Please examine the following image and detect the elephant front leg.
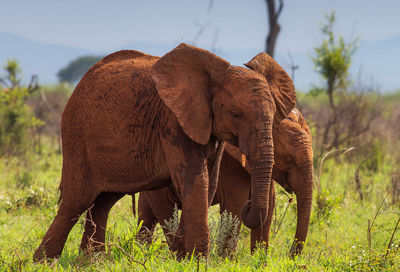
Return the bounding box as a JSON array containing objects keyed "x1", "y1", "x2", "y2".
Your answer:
[
  {"x1": 160, "y1": 129, "x2": 210, "y2": 257},
  {"x1": 251, "y1": 182, "x2": 275, "y2": 252},
  {"x1": 180, "y1": 177, "x2": 209, "y2": 256}
]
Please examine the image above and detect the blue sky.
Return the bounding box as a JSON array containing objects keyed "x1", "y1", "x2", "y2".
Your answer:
[{"x1": 1, "y1": 0, "x2": 399, "y2": 91}]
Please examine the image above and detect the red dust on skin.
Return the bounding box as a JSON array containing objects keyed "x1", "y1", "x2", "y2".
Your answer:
[{"x1": 33, "y1": 44, "x2": 296, "y2": 261}]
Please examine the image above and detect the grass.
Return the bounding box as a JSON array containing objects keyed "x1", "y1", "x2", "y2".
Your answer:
[{"x1": 1, "y1": 145, "x2": 400, "y2": 271}]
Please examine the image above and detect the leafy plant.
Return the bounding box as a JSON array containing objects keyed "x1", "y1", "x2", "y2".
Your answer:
[
  {"x1": 311, "y1": 11, "x2": 358, "y2": 107},
  {"x1": 5, "y1": 186, "x2": 53, "y2": 212},
  {"x1": 210, "y1": 210, "x2": 240, "y2": 257},
  {"x1": 163, "y1": 204, "x2": 180, "y2": 237},
  {"x1": 163, "y1": 204, "x2": 181, "y2": 245},
  {"x1": 0, "y1": 59, "x2": 43, "y2": 156}
]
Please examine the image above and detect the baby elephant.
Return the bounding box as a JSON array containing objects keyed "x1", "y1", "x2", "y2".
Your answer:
[{"x1": 137, "y1": 108, "x2": 313, "y2": 256}]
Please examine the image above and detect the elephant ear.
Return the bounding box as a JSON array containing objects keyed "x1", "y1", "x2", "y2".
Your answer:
[
  {"x1": 245, "y1": 52, "x2": 296, "y2": 122},
  {"x1": 151, "y1": 43, "x2": 230, "y2": 145}
]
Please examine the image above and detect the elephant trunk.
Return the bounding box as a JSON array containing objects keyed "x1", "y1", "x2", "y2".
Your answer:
[
  {"x1": 290, "y1": 148, "x2": 313, "y2": 257},
  {"x1": 241, "y1": 126, "x2": 274, "y2": 229}
]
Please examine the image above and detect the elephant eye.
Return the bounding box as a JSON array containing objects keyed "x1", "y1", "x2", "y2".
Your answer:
[
  {"x1": 285, "y1": 156, "x2": 294, "y2": 164},
  {"x1": 230, "y1": 111, "x2": 242, "y2": 120}
]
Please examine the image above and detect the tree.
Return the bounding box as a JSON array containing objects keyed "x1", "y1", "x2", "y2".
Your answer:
[
  {"x1": 0, "y1": 59, "x2": 22, "y2": 89},
  {"x1": 208, "y1": 0, "x2": 284, "y2": 58},
  {"x1": 312, "y1": 12, "x2": 357, "y2": 109},
  {"x1": 57, "y1": 55, "x2": 103, "y2": 83},
  {"x1": 265, "y1": 0, "x2": 284, "y2": 57},
  {"x1": 309, "y1": 12, "x2": 383, "y2": 156}
]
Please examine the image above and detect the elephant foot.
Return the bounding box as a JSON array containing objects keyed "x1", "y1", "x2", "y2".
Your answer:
[
  {"x1": 173, "y1": 248, "x2": 207, "y2": 261},
  {"x1": 289, "y1": 240, "x2": 304, "y2": 258},
  {"x1": 169, "y1": 236, "x2": 185, "y2": 259},
  {"x1": 33, "y1": 243, "x2": 61, "y2": 263},
  {"x1": 184, "y1": 243, "x2": 209, "y2": 259}
]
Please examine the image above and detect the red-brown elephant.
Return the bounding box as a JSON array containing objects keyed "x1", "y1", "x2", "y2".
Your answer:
[
  {"x1": 137, "y1": 109, "x2": 313, "y2": 256},
  {"x1": 33, "y1": 44, "x2": 296, "y2": 261}
]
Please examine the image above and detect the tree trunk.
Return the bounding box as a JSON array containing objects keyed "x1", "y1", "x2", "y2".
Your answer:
[{"x1": 265, "y1": 0, "x2": 283, "y2": 58}]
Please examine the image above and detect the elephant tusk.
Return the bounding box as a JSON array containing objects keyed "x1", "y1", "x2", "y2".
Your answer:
[{"x1": 241, "y1": 154, "x2": 246, "y2": 168}]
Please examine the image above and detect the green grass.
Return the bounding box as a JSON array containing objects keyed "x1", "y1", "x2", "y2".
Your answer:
[{"x1": 1, "y1": 146, "x2": 400, "y2": 271}]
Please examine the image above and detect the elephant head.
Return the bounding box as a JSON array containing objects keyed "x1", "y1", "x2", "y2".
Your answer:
[
  {"x1": 272, "y1": 108, "x2": 313, "y2": 256},
  {"x1": 151, "y1": 44, "x2": 296, "y2": 229},
  {"x1": 225, "y1": 108, "x2": 313, "y2": 255}
]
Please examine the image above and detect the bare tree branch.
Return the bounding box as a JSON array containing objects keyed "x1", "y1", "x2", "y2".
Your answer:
[
  {"x1": 28, "y1": 74, "x2": 39, "y2": 93},
  {"x1": 287, "y1": 51, "x2": 299, "y2": 85},
  {"x1": 193, "y1": 21, "x2": 210, "y2": 46},
  {"x1": 265, "y1": 0, "x2": 284, "y2": 57}
]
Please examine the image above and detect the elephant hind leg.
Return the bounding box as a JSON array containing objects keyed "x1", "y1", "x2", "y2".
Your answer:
[
  {"x1": 137, "y1": 193, "x2": 158, "y2": 244},
  {"x1": 33, "y1": 200, "x2": 87, "y2": 261},
  {"x1": 80, "y1": 192, "x2": 124, "y2": 252},
  {"x1": 34, "y1": 141, "x2": 99, "y2": 261}
]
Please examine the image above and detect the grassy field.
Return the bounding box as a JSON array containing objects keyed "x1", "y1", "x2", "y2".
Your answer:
[
  {"x1": 1, "y1": 76, "x2": 400, "y2": 270},
  {"x1": 1, "y1": 140, "x2": 400, "y2": 271}
]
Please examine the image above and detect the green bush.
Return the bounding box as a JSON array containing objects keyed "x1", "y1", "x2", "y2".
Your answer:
[
  {"x1": 0, "y1": 59, "x2": 43, "y2": 156},
  {"x1": 5, "y1": 186, "x2": 54, "y2": 212},
  {"x1": 210, "y1": 210, "x2": 241, "y2": 257}
]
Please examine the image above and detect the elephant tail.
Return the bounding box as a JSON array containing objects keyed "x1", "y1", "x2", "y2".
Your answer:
[{"x1": 132, "y1": 194, "x2": 136, "y2": 217}]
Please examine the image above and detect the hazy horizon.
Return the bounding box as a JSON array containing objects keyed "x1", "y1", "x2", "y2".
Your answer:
[{"x1": 1, "y1": 0, "x2": 399, "y2": 92}]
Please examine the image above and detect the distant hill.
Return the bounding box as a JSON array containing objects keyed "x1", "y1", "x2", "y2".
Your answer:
[
  {"x1": 0, "y1": 31, "x2": 177, "y2": 84},
  {"x1": 0, "y1": 31, "x2": 399, "y2": 92},
  {"x1": 0, "y1": 31, "x2": 97, "y2": 83}
]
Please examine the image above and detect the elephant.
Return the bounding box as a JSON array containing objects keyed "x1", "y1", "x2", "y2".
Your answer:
[
  {"x1": 33, "y1": 43, "x2": 296, "y2": 261},
  {"x1": 136, "y1": 108, "x2": 313, "y2": 256}
]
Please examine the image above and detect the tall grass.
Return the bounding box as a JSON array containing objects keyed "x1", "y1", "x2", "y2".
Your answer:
[{"x1": 1, "y1": 135, "x2": 400, "y2": 271}]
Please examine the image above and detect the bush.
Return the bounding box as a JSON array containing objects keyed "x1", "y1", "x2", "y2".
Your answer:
[
  {"x1": 4, "y1": 186, "x2": 53, "y2": 212},
  {"x1": 210, "y1": 210, "x2": 240, "y2": 257},
  {"x1": 0, "y1": 59, "x2": 43, "y2": 156}
]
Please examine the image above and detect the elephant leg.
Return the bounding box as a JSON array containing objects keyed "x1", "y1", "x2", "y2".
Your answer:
[
  {"x1": 139, "y1": 185, "x2": 184, "y2": 254},
  {"x1": 173, "y1": 165, "x2": 209, "y2": 256},
  {"x1": 160, "y1": 127, "x2": 210, "y2": 257},
  {"x1": 80, "y1": 192, "x2": 124, "y2": 252},
  {"x1": 168, "y1": 218, "x2": 185, "y2": 258},
  {"x1": 34, "y1": 144, "x2": 99, "y2": 261},
  {"x1": 137, "y1": 193, "x2": 158, "y2": 244},
  {"x1": 251, "y1": 182, "x2": 275, "y2": 252},
  {"x1": 33, "y1": 200, "x2": 88, "y2": 261}
]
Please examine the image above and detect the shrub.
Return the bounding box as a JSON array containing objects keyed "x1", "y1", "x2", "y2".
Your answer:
[
  {"x1": 0, "y1": 59, "x2": 43, "y2": 156},
  {"x1": 210, "y1": 210, "x2": 241, "y2": 257},
  {"x1": 163, "y1": 204, "x2": 180, "y2": 242},
  {"x1": 4, "y1": 186, "x2": 53, "y2": 212}
]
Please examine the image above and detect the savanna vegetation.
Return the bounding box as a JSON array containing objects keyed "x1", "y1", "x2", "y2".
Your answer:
[{"x1": 1, "y1": 14, "x2": 400, "y2": 272}]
